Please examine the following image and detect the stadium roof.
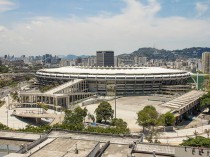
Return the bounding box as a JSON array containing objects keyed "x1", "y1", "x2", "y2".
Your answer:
[{"x1": 38, "y1": 66, "x2": 189, "y2": 75}]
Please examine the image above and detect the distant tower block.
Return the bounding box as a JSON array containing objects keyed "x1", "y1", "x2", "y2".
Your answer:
[
  {"x1": 202, "y1": 52, "x2": 210, "y2": 73},
  {"x1": 96, "y1": 51, "x2": 114, "y2": 67}
]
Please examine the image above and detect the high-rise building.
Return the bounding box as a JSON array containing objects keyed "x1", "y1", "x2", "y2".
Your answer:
[
  {"x1": 96, "y1": 51, "x2": 114, "y2": 67},
  {"x1": 134, "y1": 56, "x2": 147, "y2": 66},
  {"x1": 202, "y1": 52, "x2": 210, "y2": 73},
  {"x1": 88, "y1": 56, "x2": 96, "y2": 67}
]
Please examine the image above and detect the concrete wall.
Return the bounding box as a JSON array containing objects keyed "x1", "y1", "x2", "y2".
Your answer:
[{"x1": 175, "y1": 146, "x2": 210, "y2": 157}]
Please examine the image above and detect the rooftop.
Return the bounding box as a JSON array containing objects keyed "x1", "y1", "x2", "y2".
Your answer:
[
  {"x1": 4, "y1": 130, "x2": 210, "y2": 157},
  {"x1": 161, "y1": 90, "x2": 206, "y2": 111},
  {"x1": 45, "y1": 79, "x2": 83, "y2": 95},
  {"x1": 29, "y1": 138, "x2": 99, "y2": 157}
]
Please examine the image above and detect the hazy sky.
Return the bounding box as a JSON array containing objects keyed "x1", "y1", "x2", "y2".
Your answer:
[{"x1": 0, "y1": 0, "x2": 210, "y2": 56}]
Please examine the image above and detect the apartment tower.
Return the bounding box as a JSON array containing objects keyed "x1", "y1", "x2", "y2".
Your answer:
[{"x1": 202, "y1": 52, "x2": 210, "y2": 73}]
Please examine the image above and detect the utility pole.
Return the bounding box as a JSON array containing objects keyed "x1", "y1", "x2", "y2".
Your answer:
[
  {"x1": 7, "y1": 94, "x2": 9, "y2": 109},
  {"x1": 114, "y1": 85, "x2": 117, "y2": 118},
  {"x1": 7, "y1": 110, "x2": 8, "y2": 127},
  {"x1": 196, "y1": 72, "x2": 199, "y2": 90}
]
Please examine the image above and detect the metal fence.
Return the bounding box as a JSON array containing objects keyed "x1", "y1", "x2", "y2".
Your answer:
[{"x1": 16, "y1": 134, "x2": 48, "y2": 154}]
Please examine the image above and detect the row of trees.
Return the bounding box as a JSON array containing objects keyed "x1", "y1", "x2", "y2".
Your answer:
[
  {"x1": 181, "y1": 136, "x2": 210, "y2": 148},
  {"x1": 0, "y1": 76, "x2": 31, "y2": 88},
  {"x1": 39, "y1": 82, "x2": 59, "y2": 93},
  {"x1": 0, "y1": 79, "x2": 15, "y2": 88},
  {"x1": 136, "y1": 106, "x2": 175, "y2": 142},
  {"x1": 19, "y1": 102, "x2": 174, "y2": 136},
  {"x1": 20, "y1": 101, "x2": 129, "y2": 134}
]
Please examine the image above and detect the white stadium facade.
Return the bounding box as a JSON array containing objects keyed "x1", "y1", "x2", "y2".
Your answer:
[
  {"x1": 19, "y1": 66, "x2": 206, "y2": 124},
  {"x1": 36, "y1": 66, "x2": 191, "y2": 96},
  {"x1": 16, "y1": 47, "x2": 208, "y2": 126}
]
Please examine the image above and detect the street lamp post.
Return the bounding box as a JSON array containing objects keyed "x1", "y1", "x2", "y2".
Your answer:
[
  {"x1": 7, "y1": 110, "x2": 8, "y2": 127},
  {"x1": 114, "y1": 85, "x2": 116, "y2": 118},
  {"x1": 7, "y1": 94, "x2": 9, "y2": 127}
]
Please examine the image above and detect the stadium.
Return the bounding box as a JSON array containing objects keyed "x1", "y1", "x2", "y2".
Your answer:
[
  {"x1": 36, "y1": 66, "x2": 191, "y2": 96},
  {"x1": 19, "y1": 66, "x2": 204, "y2": 127}
]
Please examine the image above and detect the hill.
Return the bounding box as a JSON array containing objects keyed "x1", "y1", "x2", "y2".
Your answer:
[{"x1": 118, "y1": 47, "x2": 210, "y2": 60}]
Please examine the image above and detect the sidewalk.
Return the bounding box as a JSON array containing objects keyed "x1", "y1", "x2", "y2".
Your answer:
[
  {"x1": 0, "y1": 96, "x2": 28, "y2": 129},
  {"x1": 153, "y1": 124, "x2": 210, "y2": 145},
  {"x1": 160, "y1": 124, "x2": 209, "y2": 139}
]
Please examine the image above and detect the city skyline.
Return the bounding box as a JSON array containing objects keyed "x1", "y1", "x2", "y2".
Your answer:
[{"x1": 0, "y1": 0, "x2": 210, "y2": 56}]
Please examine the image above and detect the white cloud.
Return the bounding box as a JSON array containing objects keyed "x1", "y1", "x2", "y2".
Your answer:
[
  {"x1": 195, "y1": 2, "x2": 209, "y2": 17},
  {"x1": 0, "y1": 0, "x2": 210, "y2": 56},
  {"x1": 0, "y1": 0, "x2": 15, "y2": 12}
]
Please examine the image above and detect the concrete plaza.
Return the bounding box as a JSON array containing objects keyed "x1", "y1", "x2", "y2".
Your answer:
[
  {"x1": 0, "y1": 94, "x2": 63, "y2": 129},
  {"x1": 82, "y1": 96, "x2": 172, "y2": 132}
]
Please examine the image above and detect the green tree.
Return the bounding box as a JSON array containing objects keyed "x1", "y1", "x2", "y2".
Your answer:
[
  {"x1": 181, "y1": 136, "x2": 210, "y2": 148},
  {"x1": 24, "y1": 75, "x2": 32, "y2": 81},
  {"x1": 0, "y1": 100, "x2": 5, "y2": 108},
  {"x1": 111, "y1": 118, "x2": 129, "y2": 133},
  {"x1": 62, "y1": 108, "x2": 85, "y2": 131},
  {"x1": 37, "y1": 102, "x2": 48, "y2": 113},
  {"x1": 39, "y1": 82, "x2": 59, "y2": 93},
  {"x1": 158, "y1": 112, "x2": 175, "y2": 126},
  {"x1": 0, "y1": 65, "x2": 9, "y2": 73},
  {"x1": 201, "y1": 94, "x2": 210, "y2": 113},
  {"x1": 0, "y1": 122, "x2": 10, "y2": 130},
  {"x1": 19, "y1": 124, "x2": 51, "y2": 133},
  {"x1": 88, "y1": 113, "x2": 95, "y2": 123},
  {"x1": 74, "y1": 107, "x2": 88, "y2": 122},
  {"x1": 200, "y1": 92, "x2": 210, "y2": 113},
  {"x1": 137, "y1": 106, "x2": 158, "y2": 133},
  {"x1": 11, "y1": 91, "x2": 20, "y2": 102},
  {"x1": 95, "y1": 101, "x2": 114, "y2": 123}
]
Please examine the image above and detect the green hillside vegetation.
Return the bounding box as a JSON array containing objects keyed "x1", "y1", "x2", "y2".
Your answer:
[{"x1": 118, "y1": 47, "x2": 210, "y2": 61}]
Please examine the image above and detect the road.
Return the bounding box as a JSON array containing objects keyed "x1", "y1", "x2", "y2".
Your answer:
[
  {"x1": 0, "y1": 81, "x2": 29, "y2": 99},
  {"x1": 0, "y1": 87, "x2": 15, "y2": 99}
]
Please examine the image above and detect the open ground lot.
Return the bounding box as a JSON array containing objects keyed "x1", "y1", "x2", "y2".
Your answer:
[{"x1": 82, "y1": 95, "x2": 173, "y2": 132}]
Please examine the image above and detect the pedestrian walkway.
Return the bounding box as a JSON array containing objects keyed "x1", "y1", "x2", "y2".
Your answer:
[
  {"x1": 0, "y1": 96, "x2": 29, "y2": 129},
  {"x1": 161, "y1": 124, "x2": 210, "y2": 139},
  {"x1": 153, "y1": 123, "x2": 210, "y2": 145}
]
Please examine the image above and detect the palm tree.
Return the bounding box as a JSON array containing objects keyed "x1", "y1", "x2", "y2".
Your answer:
[
  {"x1": 88, "y1": 113, "x2": 95, "y2": 123},
  {"x1": 37, "y1": 102, "x2": 48, "y2": 114}
]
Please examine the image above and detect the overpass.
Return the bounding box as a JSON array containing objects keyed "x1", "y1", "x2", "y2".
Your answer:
[{"x1": 12, "y1": 111, "x2": 64, "y2": 125}]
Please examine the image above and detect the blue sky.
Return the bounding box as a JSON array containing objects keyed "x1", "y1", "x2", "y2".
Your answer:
[
  {"x1": 2, "y1": 0, "x2": 210, "y2": 22},
  {"x1": 0, "y1": 0, "x2": 210, "y2": 55},
  {"x1": 1, "y1": 0, "x2": 127, "y2": 25}
]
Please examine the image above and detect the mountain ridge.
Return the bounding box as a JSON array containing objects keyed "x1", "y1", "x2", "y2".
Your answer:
[{"x1": 118, "y1": 47, "x2": 210, "y2": 60}]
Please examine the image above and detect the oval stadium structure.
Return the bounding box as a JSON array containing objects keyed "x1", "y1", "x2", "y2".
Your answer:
[{"x1": 36, "y1": 66, "x2": 191, "y2": 95}]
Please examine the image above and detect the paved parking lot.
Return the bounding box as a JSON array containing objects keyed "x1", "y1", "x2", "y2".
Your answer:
[{"x1": 82, "y1": 96, "x2": 172, "y2": 132}]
